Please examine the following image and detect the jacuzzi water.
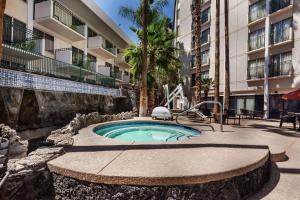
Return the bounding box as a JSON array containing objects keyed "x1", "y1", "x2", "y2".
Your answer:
[{"x1": 94, "y1": 121, "x2": 200, "y2": 142}]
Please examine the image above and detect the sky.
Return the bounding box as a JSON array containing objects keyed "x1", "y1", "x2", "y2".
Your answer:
[{"x1": 95, "y1": 0, "x2": 175, "y2": 44}]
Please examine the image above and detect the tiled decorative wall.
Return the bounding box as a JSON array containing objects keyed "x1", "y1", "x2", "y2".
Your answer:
[{"x1": 0, "y1": 68, "x2": 121, "y2": 97}]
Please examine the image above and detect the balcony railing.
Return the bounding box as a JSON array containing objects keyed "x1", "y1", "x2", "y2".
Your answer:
[
  {"x1": 269, "y1": 60, "x2": 293, "y2": 77},
  {"x1": 52, "y1": 1, "x2": 85, "y2": 36},
  {"x1": 248, "y1": 33, "x2": 265, "y2": 51},
  {"x1": 1, "y1": 45, "x2": 116, "y2": 88},
  {"x1": 34, "y1": 0, "x2": 85, "y2": 39},
  {"x1": 3, "y1": 20, "x2": 43, "y2": 54},
  {"x1": 247, "y1": 64, "x2": 264, "y2": 80},
  {"x1": 249, "y1": 1, "x2": 266, "y2": 23},
  {"x1": 271, "y1": 0, "x2": 292, "y2": 13}
]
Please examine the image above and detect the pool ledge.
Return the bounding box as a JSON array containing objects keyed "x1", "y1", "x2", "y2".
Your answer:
[{"x1": 47, "y1": 119, "x2": 272, "y2": 186}]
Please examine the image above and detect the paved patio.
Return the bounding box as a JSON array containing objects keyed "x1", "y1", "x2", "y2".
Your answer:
[{"x1": 47, "y1": 118, "x2": 300, "y2": 198}]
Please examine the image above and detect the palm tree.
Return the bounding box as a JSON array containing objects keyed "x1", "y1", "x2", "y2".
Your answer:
[
  {"x1": 201, "y1": 77, "x2": 214, "y2": 104},
  {"x1": 213, "y1": 0, "x2": 220, "y2": 113},
  {"x1": 0, "y1": 0, "x2": 6, "y2": 59},
  {"x1": 119, "y1": 0, "x2": 169, "y2": 117},
  {"x1": 124, "y1": 17, "x2": 181, "y2": 110},
  {"x1": 223, "y1": 0, "x2": 230, "y2": 113},
  {"x1": 194, "y1": 0, "x2": 202, "y2": 103},
  {"x1": 139, "y1": 0, "x2": 149, "y2": 117}
]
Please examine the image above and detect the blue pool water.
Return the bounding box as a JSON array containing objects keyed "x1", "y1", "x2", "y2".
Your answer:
[{"x1": 94, "y1": 121, "x2": 200, "y2": 142}]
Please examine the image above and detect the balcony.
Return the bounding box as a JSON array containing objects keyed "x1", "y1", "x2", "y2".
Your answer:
[
  {"x1": 1, "y1": 45, "x2": 116, "y2": 88},
  {"x1": 2, "y1": 20, "x2": 43, "y2": 61},
  {"x1": 116, "y1": 54, "x2": 130, "y2": 68},
  {"x1": 88, "y1": 36, "x2": 117, "y2": 59},
  {"x1": 34, "y1": 0, "x2": 86, "y2": 42}
]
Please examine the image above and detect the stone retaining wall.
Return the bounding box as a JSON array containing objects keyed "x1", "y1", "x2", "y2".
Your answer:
[
  {"x1": 51, "y1": 159, "x2": 270, "y2": 200},
  {"x1": 0, "y1": 111, "x2": 134, "y2": 200},
  {"x1": 0, "y1": 87, "x2": 133, "y2": 132}
]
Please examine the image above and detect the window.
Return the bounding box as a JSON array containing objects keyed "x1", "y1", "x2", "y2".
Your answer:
[
  {"x1": 191, "y1": 74, "x2": 196, "y2": 87},
  {"x1": 271, "y1": 18, "x2": 293, "y2": 44},
  {"x1": 72, "y1": 47, "x2": 84, "y2": 67},
  {"x1": 201, "y1": 50, "x2": 209, "y2": 65},
  {"x1": 3, "y1": 14, "x2": 12, "y2": 43},
  {"x1": 45, "y1": 33, "x2": 54, "y2": 53},
  {"x1": 201, "y1": 8, "x2": 210, "y2": 24},
  {"x1": 201, "y1": 71, "x2": 209, "y2": 79},
  {"x1": 201, "y1": 29, "x2": 210, "y2": 44},
  {"x1": 13, "y1": 19, "x2": 26, "y2": 43},
  {"x1": 269, "y1": 52, "x2": 292, "y2": 77},
  {"x1": 249, "y1": 0, "x2": 266, "y2": 23},
  {"x1": 271, "y1": 0, "x2": 291, "y2": 13},
  {"x1": 190, "y1": 55, "x2": 195, "y2": 68},
  {"x1": 248, "y1": 28, "x2": 265, "y2": 51},
  {"x1": 33, "y1": 28, "x2": 54, "y2": 54},
  {"x1": 88, "y1": 27, "x2": 97, "y2": 37},
  {"x1": 248, "y1": 59, "x2": 264, "y2": 80},
  {"x1": 191, "y1": 35, "x2": 195, "y2": 49}
]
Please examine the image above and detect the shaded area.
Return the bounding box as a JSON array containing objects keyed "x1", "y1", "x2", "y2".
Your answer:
[
  {"x1": 247, "y1": 163, "x2": 280, "y2": 200},
  {"x1": 51, "y1": 159, "x2": 270, "y2": 200},
  {"x1": 67, "y1": 143, "x2": 269, "y2": 153}
]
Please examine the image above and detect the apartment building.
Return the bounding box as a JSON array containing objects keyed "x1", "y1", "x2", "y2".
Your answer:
[
  {"x1": 174, "y1": 0, "x2": 299, "y2": 118},
  {"x1": 2, "y1": 0, "x2": 132, "y2": 89}
]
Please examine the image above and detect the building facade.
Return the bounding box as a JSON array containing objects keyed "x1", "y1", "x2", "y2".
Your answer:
[
  {"x1": 174, "y1": 0, "x2": 299, "y2": 118},
  {"x1": 2, "y1": 0, "x2": 132, "y2": 91}
]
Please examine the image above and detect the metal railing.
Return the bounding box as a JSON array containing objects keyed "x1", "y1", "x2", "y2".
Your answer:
[
  {"x1": 1, "y1": 46, "x2": 116, "y2": 88},
  {"x1": 52, "y1": 1, "x2": 85, "y2": 36},
  {"x1": 3, "y1": 20, "x2": 43, "y2": 54},
  {"x1": 176, "y1": 101, "x2": 223, "y2": 132}
]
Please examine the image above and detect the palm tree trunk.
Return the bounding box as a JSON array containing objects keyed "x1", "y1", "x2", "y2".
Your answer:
[
  {"x1": 213, "y1": 0, "x2": 220, "y2": 113},
  {"x1": 224, "y1": 0, "x2": 230, "y2": 113},
  {"x1": 139, "y1": 0, "x2": 149, "y2": 117},
  {"x1": 0, "y1": 0, "x2": 6, "y2": 60},
  {"x1": 194, "y1": 0, "x2": 202, "y2": 104}
]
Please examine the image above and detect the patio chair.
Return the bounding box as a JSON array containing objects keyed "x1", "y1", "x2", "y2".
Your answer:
[
  {"x1": 252, "y1": 110, "x2": 264, "y2": 119},
  {"x1": 240, "y1": 109, "x2": 251, "y2": 119},
  {"x1": 279, "y1": 112, "x2": 297, "y2": 129},
  {"x1": 225, "y1": 109, "x2": 241, "y2": 125}
]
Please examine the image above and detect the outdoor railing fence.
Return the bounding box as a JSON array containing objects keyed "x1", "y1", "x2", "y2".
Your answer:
[{"x1": 52, "y1": 0, "x2": 85, "y2": 36}]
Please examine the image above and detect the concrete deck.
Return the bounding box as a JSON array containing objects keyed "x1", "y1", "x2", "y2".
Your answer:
[{"x1": 47, "y1": 117, "x2": 297, "y2": 187}]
